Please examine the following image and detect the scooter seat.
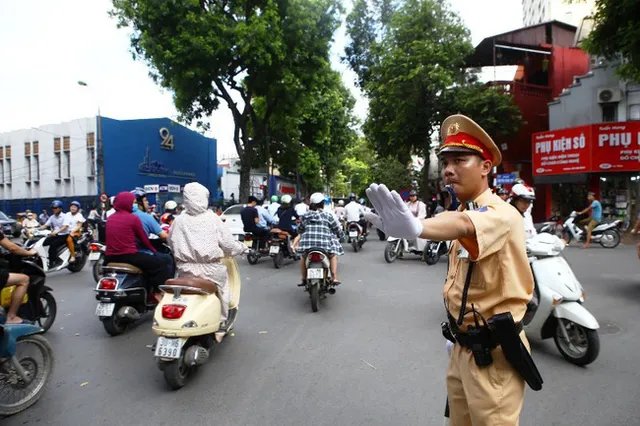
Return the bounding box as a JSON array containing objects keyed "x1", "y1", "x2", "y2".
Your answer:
[
  {"x1": 103, "y1": 263, "x2": 143, "y2": 274},
  {"x1": 165, "y1": 277, "x2": 219, "y2": 295}
]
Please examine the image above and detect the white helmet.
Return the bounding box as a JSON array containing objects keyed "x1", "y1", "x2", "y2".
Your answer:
[
  {"x1": 338, "y1": 199, "x2": 344, "y2": 206},
  {"x1": 510, "y1": 183, "x2": 536, "y2": 201},
  {"x1": 164, "y1": 200, "x2": 178, "y2": 211},
  {"x1": 281, "y1": 194, "x2": 292, "y2": 204},
  {"x1": 310, "y1": 192, "x2": 325, "y2": 204}
]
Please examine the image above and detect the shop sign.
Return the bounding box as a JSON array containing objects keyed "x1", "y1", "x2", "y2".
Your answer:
[
  {"x1": 144, "y1": 184, "x2": 160, "y2": 193},
  {"x1": 532, "y1": 126, "x2": 591, "y2": 176},
  {"x1": 168, "y1": 184, "x2": 181, "y2": 193},
  {"x1": 592, "y1": 122, "x2": 640, "y2": 172},
  {"x1": 496, "y1": 173, "x2": 517, "y2": 185}
]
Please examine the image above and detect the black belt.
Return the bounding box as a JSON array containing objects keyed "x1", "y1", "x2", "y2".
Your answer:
[{"x1": 451, "y1": 320, "x2": 523, "y2": 350}]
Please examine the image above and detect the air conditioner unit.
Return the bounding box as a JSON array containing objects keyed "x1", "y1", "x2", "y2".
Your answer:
[{"x1": 597, "y1": 88, "x2": 622, "y2": 103}]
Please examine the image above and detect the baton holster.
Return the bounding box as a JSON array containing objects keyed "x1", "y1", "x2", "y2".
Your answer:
[{"x1": 488, "y1": 312, "x2": 544, "y2": 391}]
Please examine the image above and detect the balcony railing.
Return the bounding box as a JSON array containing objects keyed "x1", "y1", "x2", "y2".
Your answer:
[{"x1": 488, "y1": 81, "x2": 552, "y2": 99}]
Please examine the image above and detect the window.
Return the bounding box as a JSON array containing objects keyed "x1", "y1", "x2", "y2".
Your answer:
[
  {"x1": 630, "y1": 104, "x2": 640, "y2": 121},
  {"x1": 24, "y1": 142, "x2": 31, "y2": 182},
  {"x1": 32, "y1": 141, "x2": 39, "y2": 182},
  {"x1": 602, "y1": 103, "x2": 618, "y2": 122},
  {"x1": 4, "y1": 146, "x2": 11, "y2": 184},
  {"x1": 64, "y1": 151, "x2": 71, "y2": 179},
  {"x1": 87, "y1": 132, "x2": 96, "y2": 177}
]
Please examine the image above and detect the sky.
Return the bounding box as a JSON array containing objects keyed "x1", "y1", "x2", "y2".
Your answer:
[{"x1": 0, "y1": 0, "x2": 523, "y2": 159}]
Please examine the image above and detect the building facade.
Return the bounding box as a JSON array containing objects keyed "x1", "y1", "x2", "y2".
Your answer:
[
  {"x1": 532, "y1": 61, "x2": 640, "y2": 226},
  {"x1": 523, "y1": 0, "x2": 595, "y2": 28},
  {"x1": 0, "y1": 117, "x2": 217, "y2": 215},
  {"x1": 466, "y1": 21, "x2": 591, "y2": 221}
]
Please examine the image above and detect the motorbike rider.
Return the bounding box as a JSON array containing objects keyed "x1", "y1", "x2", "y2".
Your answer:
[
  {"x1": 267, "y1": 195, "x2": 280, "y2": 217},
  {"x1": 275, "y1": 195, "x2": 300, "y2": 254},
  {"x1": 366, "y1": 114, "x2": 537, "y2": 426},
  {"x1": 169, "y1": 182, "x2": 248, "y2": 333},
  {"x1": 497, "y1": 187, "x2": 509, "y2": 201},
  {"x1": 292, "y1": 192, "x2": 345, "y2": 286},
  {"x1": 407, "y1": 190, "x2": 427, "y2": 219},
  {"x1": 103, "y1": 197, "x2": 116, "y2": 220},
  {"x1": 510, "y1": 184, "x2": 537, "y2": 240},
  {"x1": 0, "y1": 229, "x2": 38, "y2": 324},
  {"x1": 334, "y1": 199, "x2": 346, "y2": 222},
  {"x1": 295, "y1": 197, "x2": 309, "y2": 217},
  {"x1": 42, "y1": 200, "x2": 70, "y2": 269},
  {"x1": 241, "y1": 196, "x2": 270, "y2": 250},
  {"x1": 64, "y1": 201, "x2": 86, "y2": 264},
  {"x1": 105, "y1": 192, "x2": 168, "y2": 302},
  {"x1": 576, "y1": 191, "x2": 602, "y2": 249},
  {"x1": 345, "y1": 194, "x2": 368, "y2": 236},
  {"x1": 131, "y1": 188, "x2": 174, "y2": 277},
  {"x1": 160, "y1": 214, "x2": 175, "y2": 233},
  {"x1": 21, "y1": 212, "x2": 39, "y2": 240}
]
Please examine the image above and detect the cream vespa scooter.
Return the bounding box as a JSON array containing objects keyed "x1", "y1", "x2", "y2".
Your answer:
[{"x1": 152, "y1": 257, "x2": 241, "y2": 389}]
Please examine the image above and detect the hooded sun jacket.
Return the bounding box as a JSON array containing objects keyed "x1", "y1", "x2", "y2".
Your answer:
[
  {"x1": 168, "y1": 182, "x2": 247, "y2": 321},
  {"x1": 105, "y1": 192, "x2": 156, "y2": 256}
]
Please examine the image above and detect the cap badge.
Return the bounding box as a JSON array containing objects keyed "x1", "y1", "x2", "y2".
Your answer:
[{"x1": 447, "y1": 122, "x2": 460, "y2": 136}]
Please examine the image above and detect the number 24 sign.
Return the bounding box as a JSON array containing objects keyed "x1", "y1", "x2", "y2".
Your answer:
[{"x1": 159, "y1": 128, "x2": 175, "y2": 151}]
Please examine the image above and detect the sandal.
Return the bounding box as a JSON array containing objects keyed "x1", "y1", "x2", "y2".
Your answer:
[{"x1": 332, "y1": 280, "x2": 341, "y2": 286}]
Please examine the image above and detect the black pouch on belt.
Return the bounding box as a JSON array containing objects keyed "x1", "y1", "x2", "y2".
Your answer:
[{"x1": 488, "y1": 312, "x2": 544, "y2": 391}]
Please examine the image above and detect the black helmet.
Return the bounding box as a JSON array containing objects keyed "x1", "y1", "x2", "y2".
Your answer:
[{"x1": 349, "y1": 193, "x2": 356, "y2": 200}]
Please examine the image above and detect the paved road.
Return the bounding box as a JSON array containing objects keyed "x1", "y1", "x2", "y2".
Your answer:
[{"x1": 5, "y1": 238, "x2": 640, "y2": 425}]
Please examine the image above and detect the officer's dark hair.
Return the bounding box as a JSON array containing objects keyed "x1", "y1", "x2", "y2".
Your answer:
[{"x1": 247, "y1": 196, "x2": 258, "y2": 204}]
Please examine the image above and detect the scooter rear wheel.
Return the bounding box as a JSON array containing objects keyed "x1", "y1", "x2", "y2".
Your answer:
[
  {"x1": 102, "y1": 314, "x2": 126, "y2": 336},
  {"x1": 163, "y1": 358, "x2": 190, "y2": 390},
  {"x1": 247, "y1": 252, "x2": 259, "y2": 265},
  {"x1": 273, "y1": 251, "x2": 284, "y2": 269},
  {"x1": 309, "y1": 283, "x2": 319, "y2": 312},
  {"x1": 599, "y1": 229, "x2": 620, "y2": 249}
]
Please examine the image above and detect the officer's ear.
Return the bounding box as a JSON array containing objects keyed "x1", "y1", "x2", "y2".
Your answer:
[{"x1": 478, "y1": 157, "x2": 493, "y2": 177}]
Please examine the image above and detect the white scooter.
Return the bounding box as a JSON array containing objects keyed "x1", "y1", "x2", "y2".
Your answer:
[
  {"x1": 562, "y1": 211, "x2": 621, "y2": 248},
  {"x1": 384, "y1": 236, "x2": 427, "y2": 263},
  {"x1": 24, "y1": 229, "x2": 88, "y2": 274},
  {"x1": 523, "y1": 233, "x2": 600, "y2": 366}
]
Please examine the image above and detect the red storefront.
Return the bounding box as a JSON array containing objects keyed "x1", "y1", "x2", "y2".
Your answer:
[{"x1": 532, "y1": 122, "x2": 640, "y2": 226}]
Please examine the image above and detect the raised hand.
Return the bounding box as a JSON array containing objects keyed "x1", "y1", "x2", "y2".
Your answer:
[{"x1": 365, "y1": 184, "x2": 423, "y2": 239}]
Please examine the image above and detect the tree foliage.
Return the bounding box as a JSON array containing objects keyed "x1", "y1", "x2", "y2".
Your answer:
[
  {"x1": 344, "y1": 0, "x2": 521, "y2": 198},
  {"x1": 110, "y1": 0, "x2": 343, "y2": 200},
  {"x1": 577, "y1": 0, "x2": 640, "y2": 82}
]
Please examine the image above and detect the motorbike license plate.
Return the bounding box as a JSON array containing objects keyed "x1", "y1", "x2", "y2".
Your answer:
[
  {"x1": 89, "y1": 252, "x2": 101, "y2": 261},
  {"x1": 349, "y1": 231, "x2": 358, "y2": 238},
  {"x1": 95, "y1": 303, "x2": 115, "y2": 317},
  {"x1": 307, "y1": 268, "x2": 323, "y2": 279},
  {"x1": 270, "y1": 245, "x2": 280, "y2": 254},
  {"x1": 154, "y1": 337, "x2": 185, "y2": 359}
]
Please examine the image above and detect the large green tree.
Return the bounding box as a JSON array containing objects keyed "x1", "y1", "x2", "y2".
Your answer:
[
  {"x1": 567, "y1": 0, "x2": 640, "y2": 82},
  {"x1": 111, "y1": 0, "x2": 342, "y2": 201},
  {"x1": 345, "y1": 0, "x2": 522, "y2": 198}
]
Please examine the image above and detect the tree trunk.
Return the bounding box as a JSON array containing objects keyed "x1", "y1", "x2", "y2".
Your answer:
[
  {"x1": 238, "y1": 128, "x2": 252, "y2": 203},
  {"x1": 421, "y1": 141, "x2": 432, "y2": 202}
]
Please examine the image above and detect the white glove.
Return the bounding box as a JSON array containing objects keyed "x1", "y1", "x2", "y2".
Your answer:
[{"x1": 365, "y1": 183, "x2": 423, "y2": 240}]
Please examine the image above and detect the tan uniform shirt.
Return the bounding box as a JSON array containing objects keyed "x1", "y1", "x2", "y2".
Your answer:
[{"x1": 443, "y1": 189, "x2": 534, "y2": 331}]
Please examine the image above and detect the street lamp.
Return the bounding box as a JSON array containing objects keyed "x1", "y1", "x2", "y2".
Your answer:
[{"x1": 77, "y1": 80, "x2": 105, "y2": 199}]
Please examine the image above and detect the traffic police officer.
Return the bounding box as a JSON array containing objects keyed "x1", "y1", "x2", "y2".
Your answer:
[{"x1": 366, "y1": 114, "x2": 538, "y2": 426}]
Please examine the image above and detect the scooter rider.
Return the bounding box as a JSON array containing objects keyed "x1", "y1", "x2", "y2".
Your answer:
[
  {"x1": 105, "y1": 192, "x2": 168, "y2": 302},
  {"x1": 345, "y1": 194, "x2": 367, "y2": 236},
  {"x1": 497, "y1": 187, "x2": 509, "y2": 201},
  {"x1": 366, "y1": 114, "x2": 541, "y2": 426},
  {"x1": 267, "y1": 195, "x2": 280, "y2": 217},
  {"x1": 64, "y1": 201, "x2": 86, "y2": 264},
  {"x1": 131, "y1": 188, "x2": 175, "y2": 277},
  {"x1": 42, "y1": 200, "x2": 70, "y2": 269},
  {"x1": 407, "y1": 190, "x2": 427, "y2": 219},
  {"x1": 161, "y1": 200, "x2": 178, "y2": 224},
  {"x1": 293, "y1": 192, "x2": 345, "y2": 286},
  {"x1": 0, "y1": 229, "x2": 38, "y2": 324},
  {"x1": 334, "y1": 199, "x2": 346, "y2": 222},
  {"x1": 168, "y1": 182, "x2": 248, "y2": 332},
  {"x1": 510, "y1": 183, "x2": 537, "y2": 240}
]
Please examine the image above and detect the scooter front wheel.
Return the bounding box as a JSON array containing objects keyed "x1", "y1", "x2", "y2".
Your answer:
[
  {"x1": 562, "y1": 229, "x2": 573, "y2": 244},
  {"x1": 553, "y1": 320, "x2": 600, "y2": 366},
  {"x1": 384, "y1": 242, "x2": 398, "y2": 263}
]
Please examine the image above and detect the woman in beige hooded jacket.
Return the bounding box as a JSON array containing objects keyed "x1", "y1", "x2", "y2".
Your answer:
[{"x1": 168, "y1": 182, "x2": 248, "y2": 325}]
